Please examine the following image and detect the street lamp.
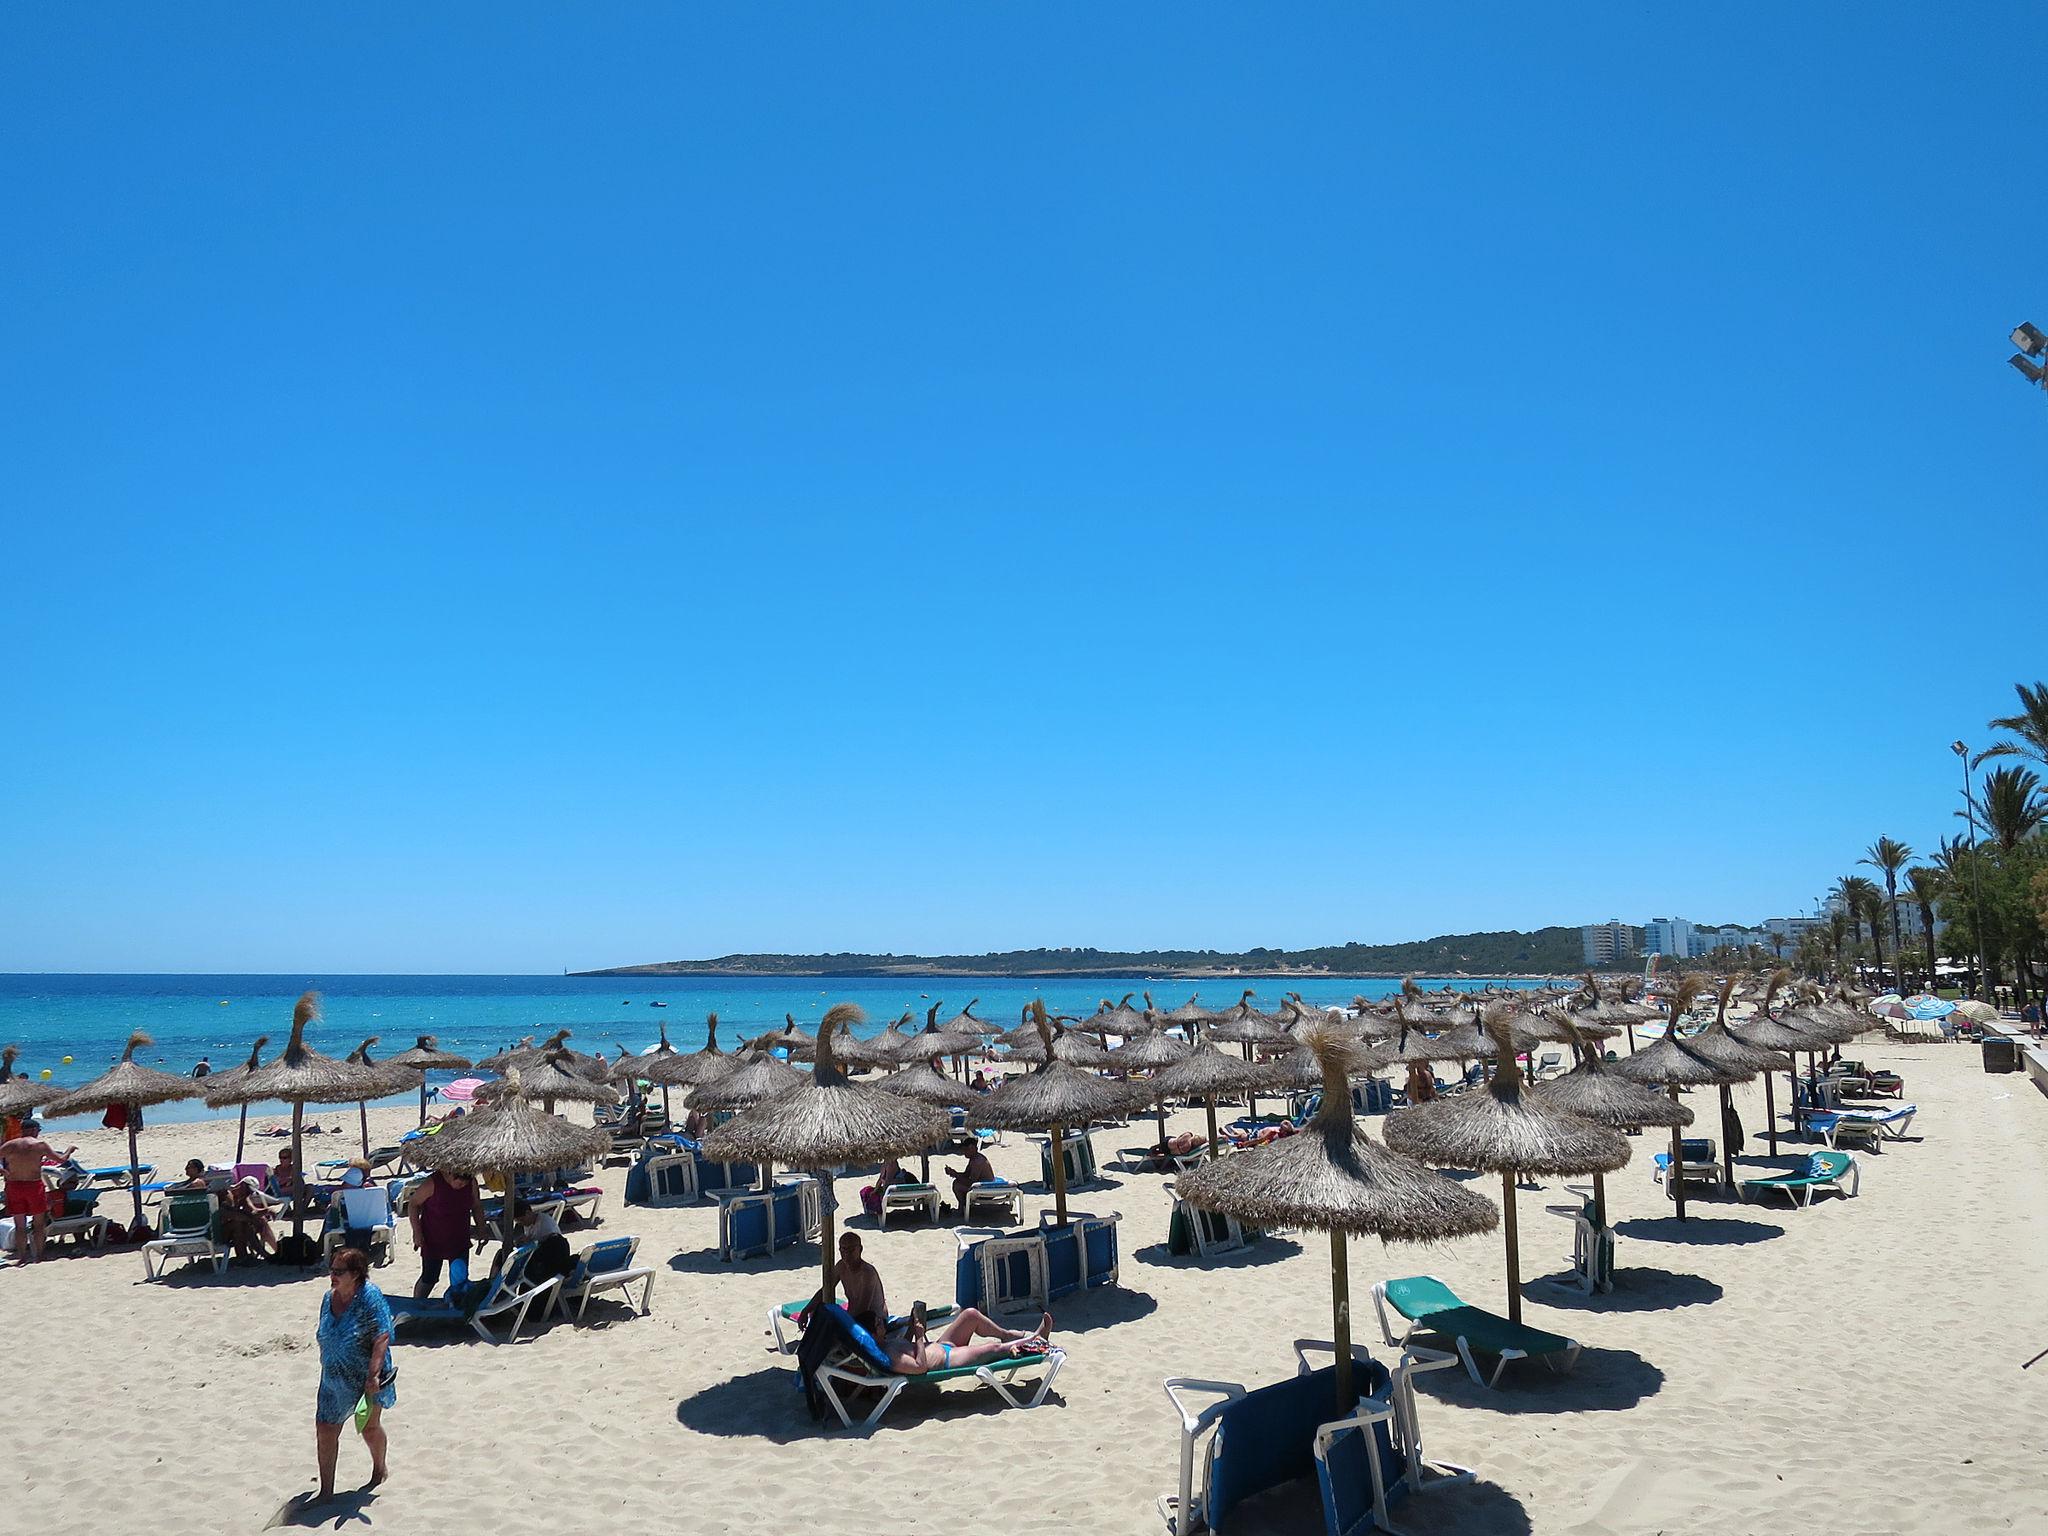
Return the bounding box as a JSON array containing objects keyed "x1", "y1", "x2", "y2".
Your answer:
[
  {"x1": 1952, "y1": 740, "x2": 1993, "y2": 1002},
  {"x1": 2012, "y1": 323, "x2": 2048, "y2": 388}
]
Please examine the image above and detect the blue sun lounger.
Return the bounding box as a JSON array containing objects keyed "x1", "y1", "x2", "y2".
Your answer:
[
  {"x1": 1371, "y1": 1275, "x2": 1580, "y2": 1389},
  {"x1": 387, "y1": 1243, "x2": 561, "y2": 1342},
  {"x1": 1159, "y1": 1340, "x2": 1472, "y2": 1535}
]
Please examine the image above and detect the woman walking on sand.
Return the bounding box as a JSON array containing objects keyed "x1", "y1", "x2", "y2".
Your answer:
[{"x1": 313, "y1": 1247, "x2": 394, "y2": 1501}]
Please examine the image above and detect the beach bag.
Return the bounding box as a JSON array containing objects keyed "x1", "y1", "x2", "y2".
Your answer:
[
  {"x1": 352, "y1": 1358, "x2": 398, "y2": 1434},
  {"x1": 275, "y1": 1233, "x2": 321, "y2": 1266}
]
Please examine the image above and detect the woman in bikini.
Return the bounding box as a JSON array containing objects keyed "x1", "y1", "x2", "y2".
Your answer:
[{"x1": 886, "y1": 1302, "x2": 1053, "y2": 1374}]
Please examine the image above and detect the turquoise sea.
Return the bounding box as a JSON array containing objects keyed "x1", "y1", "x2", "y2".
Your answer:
[{"x1": 0, "y1": 973, "x2": 1547, "y2": 1127}]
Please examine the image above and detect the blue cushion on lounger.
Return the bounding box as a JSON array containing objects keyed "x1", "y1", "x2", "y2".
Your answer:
[{"x1": 818, "y1": 1302, "x2": 894, "y2": 1374}]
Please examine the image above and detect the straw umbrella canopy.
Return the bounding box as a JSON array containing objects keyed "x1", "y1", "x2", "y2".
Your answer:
[
  {"x1": 744, "y1": 1014, "x2": 818, "y2": 1061},
  {"x1": 1160, "y1": 993, "x2": 1215, "y2": 1040},
  {"x1": 200, "y1": 1035, "x2": 275, "y2": 1165},
  {"x1": 1109, "y1": 1016, "x2": 1196, "y2": 1146},
  {"x1": 344, "y1": 1038, "x2": 419, "y2": 1157},
  {"x1": 1005, "y1": 1024, "x2": 1114, "y2": 1069},
  {"x1": 636, "y1": 1013, "x2": 737, "y2": 1089},
  {"x1": 47, "y1": 1031, "x2": 205, "y2": 1230},
  {"x1": 687, "y1": 1048, "x2": 803, "y2": 1112},
  {"x1": 941, "y1": 999, "x2": 1000, "y2": 1037},
  {"x1": 1177, "y1": 1027, "x2": 1500, "y2": 1409},
  {"x1": 1207, "y1": 995, "x2": 1295, "y2": 1119},
  {"x1": 385, "y1": 1036, "x2": 473, "y2": 1127},
  {"x1": 877, "y1": 1055, "x2": 983, "y2": 1181},
  {"x1": 475, "y1": 1036, "x2": 538, "y2": 1073},
  {"x1": 1532, "y1": 1029, "x2": 1693, "y2": 1231},
  {"x1": 1087, "y1": 993, "x2": 1148, "y2": 1039},
  {"x1": 1611, "y1": 979, "x2": 1746, "y2": 1219},
  {"x1": 203, "y1": 993, "x2": 400, "y2": 1252},
  {"x1": 1568, "y1": 975, "x2": 1657, "y2": 1053},
  {"x1": 837, "y1": 1011, "x2": 920, "y2": 1070},
  {"x1": 407, "y1": 1066, "x2": 614, "y2": 1261},
  {"x1": 1147, "y1": 1041, "x2": 1294, "y2": 1156},
  {"x1": 1725, "y1": 970, "x2": 1823, "y2": 1155},
  {"x1": 1383, "y1": 1008, "x2": 1629, "y2": 1322},
  {"x1": 478, "y1": 1044, "x2": 619, "y2": 1116},
  {"x1": 1675, "y1": 980, "x2": 1792, "y2": 1184},
  {"x1": 978, "y1": 1003, "x2": 1140, "y2": 1225},
  {"x1": 701, "y1": 1004, "x2": 949, "y2": 1295},
  {"x1": 0, "y1": 1044, "x2": 70, "y2": 1120}
]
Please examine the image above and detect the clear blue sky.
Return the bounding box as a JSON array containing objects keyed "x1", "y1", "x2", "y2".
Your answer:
[{"x1": 4, "y1": 7, "x2": 2043, "y2": 973}]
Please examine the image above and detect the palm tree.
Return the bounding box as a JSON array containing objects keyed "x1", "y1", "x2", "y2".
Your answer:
[
  {"x1": 1766, "y1": 929, "x2": 1788, "y2": 962},
  {"x1": 1825, "y1": 911, "x2": 1851, "y2": 978},
  {"x1": 1975, "y1": 681, "x2": 2048, "y2": 771},
  {"x1": 1859, "y1": 836, "x2": 1913, "y2": 990},
  {"x1": 1903, "y1": 866, "x2": 1942, "y2": 991},
  {"x1": 1837, "y1": 875, "x2": 1884, "y2": 983},
  {"x1": 1977, "y1": 764, "x2": 2048, "y2": 851}
]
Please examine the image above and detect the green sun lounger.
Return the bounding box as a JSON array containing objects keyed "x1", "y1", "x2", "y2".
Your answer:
[
  {"x1": 769, "y1": 1297, "x2": 957, "y2": 1355},
  {"x1": 816, "y1": 1336, "x2": 1064, "y2": 1427},
  {"x1": 1738, "y1": 1150, "x2": 1859, "y2": 1207},
  {"x1": 1372, "y1": 1275, "x2": 1581, "y2": 1388}
]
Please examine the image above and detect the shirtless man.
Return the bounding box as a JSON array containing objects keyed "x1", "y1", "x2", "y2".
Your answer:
[
  {"x1": 887, "y1": 1301, "x2": 1053, "y2": 1374},
  {"x1": 3, "y1": 1120, "x2": 78, "y2": 1264},
  {"x1": 944, "y1": 1146, "x2": 994, "y2": 1214},
  {"x1": 829, "y1": 1232, "x2": 887, "y2": 1338}
]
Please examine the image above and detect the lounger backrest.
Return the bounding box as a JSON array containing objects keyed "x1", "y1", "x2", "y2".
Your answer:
[
  {"x1": 1383, "y1": 1274, "x2": 1461, "y2": 1319},
  {"x1": 336, "y1": 1187, "x2": 391, "y2": 1227},
  {"x1": 162, "y1": 1194, "x2": 214, "y2": 1238},
  {"x1": 580, "y1": 1237, "x2": 636, "y2": 1277},
  {"x1": 1207, "y1": 1364, "x2": 1381, "y2": 1529}
]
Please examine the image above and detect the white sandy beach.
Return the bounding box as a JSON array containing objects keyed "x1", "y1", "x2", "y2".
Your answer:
[{"x1": 7, "y1": 1041, "x2": 2047, "y2": 1535}]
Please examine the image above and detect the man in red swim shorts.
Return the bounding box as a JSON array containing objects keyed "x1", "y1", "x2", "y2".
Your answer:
[{"x1": 3, "y1": 1120, "x2": 78, "y2": 1264}]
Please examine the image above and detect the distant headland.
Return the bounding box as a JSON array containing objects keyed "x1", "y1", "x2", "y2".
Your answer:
[{"x1": 572, "y1": 927, "x2": 1588, "y2": 979}]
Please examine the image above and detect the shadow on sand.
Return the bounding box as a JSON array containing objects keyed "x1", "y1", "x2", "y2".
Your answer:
[
  {"x1": 1410, "y1": 1344, "x2": 1664, "y2": 1413},
  {"x1": 1614, "y1": 1214, "x2": 1782, "y2": 1246},
  {"x1": 1525, "y1": 1268, "x2": 1723, "y2": 1312},
  {"x1": 1224, "y1": 1472, "x2": 1534, "y2": 1535},
  {"x1": 265, "y1": 1489, "x2": 378, "y2": 1529},
  {"x1": 667, "y1": 1242, "x2": 818, "y2": 1276},
  {"x1": 677, "y1": 1363, "x2": 1066, "y2": 1442},
  {"x1": 1132, "y1": 1235, "x2": 1304, "y2": 1269}
]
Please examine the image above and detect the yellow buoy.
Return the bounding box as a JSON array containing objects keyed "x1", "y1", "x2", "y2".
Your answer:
[
  {"x1": 61, "y1": 1055, "x2": 73, "y2": 1064},
  {"x1": 39, "y1": 1069, "x2": 53, "y2": 1080}
]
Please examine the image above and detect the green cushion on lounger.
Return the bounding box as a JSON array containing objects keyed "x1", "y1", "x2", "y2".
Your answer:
[{"x1": 1743, "y1": 1152, "x2": 1852, "y2": 1189}]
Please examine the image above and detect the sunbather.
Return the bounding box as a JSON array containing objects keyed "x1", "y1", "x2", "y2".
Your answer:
[
  {"x1": 945, "y1": 1147, "x2": 994, "y2": 1212},
  {"x1": 886, "y1": 1301, "x2": 1052, "y2": 1373},
  {"x1": 1148, "y1": 1132, "x2": 1201, "y2": 1169},
  {"x1": 171, "y1": 1159, "x2": 211, "y2": 1191}
]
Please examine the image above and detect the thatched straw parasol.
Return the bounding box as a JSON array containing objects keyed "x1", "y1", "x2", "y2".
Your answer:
[
  {"x1": 1005, "y1": 1024, "x2": 1114, "y2": 1069},
  {"x1": 701, "y1": 1004, "x2": 949, "y2": 1294},
  {"x1": 1673, "y1": 980, "x2": 1791, "y2": 1185},
  {"x1": 1147, "y1": 1041, "x2": 1293, "y2": 1157},
  {"x1": 476, "y1": 1036, "x2": 537, "y2": 1073},
  {"x1": 687, "y1": 1047, "x2": 803, "y2": 1111},
  {"x1": 344, "y1": 1038, "x2": 419, "y2": 1156},
  {"x1": 203, "y1": 993, "x2": 401, "y2": 1253},
  {"x1": 1088, "y1": 993, "x2": 1148, "y2": 1038},
  {"x1": 201, "y1": 1035, "x2": 274, "y2": 1165},
  {"x1": 478, "y1": 1044, "x2": 620, "y2": 1115},
  {"x1": 744, "y1": 1014, "x2": 818, "y2": 1062},
  {"x1": 1611, "y1": 978, "x2": 1745, "y2": 1220},
  {"x1": 1161, "y1": 993, "x2": 1215, "y2": 1040},
  {"x1": 1383, "y1": 1008, "x2": 1628, "y2": 1322},
  {"x1": 47, "y1": 1032, "x2": 205, "y2": 1230},
  {"x1": 0, "y1": 1044, "x2": 69, "y2": 1119},
  {"x1": 1109, "y1": 1015, "x2": 1196, "y2": 1147},
  {"x1": 385, "y1": 1036, "x2": 473, "y2": 1127},
  {"x1": 1724, "y1": 970, "x2": 1820, "y2": 1156},
  {"x1": 1207, "y1": 993, "x2": 1296, "y2": 1120},
  {"x1": 637, "y1": 1014, "x2": 736, "y2": 1089},
  {"x1": 1176, "y1": 1026, "x2": 1500, "y2": 1409},
  {"x1": 877, "y1": 1055, "x2": 982, "y2": 1180},
  {"x1": 408, "y1": 1066, "x2": 614, "y2": 1262},
  {"x1": 1533, "y1": 1026, "x2": 1692, "y2": 1234},
  {"x1": 977, "y1": 1002, "x2": 1138, "y2": 1225},
  {"x1": 837, "y1": 1011, "x2": 921, "y2": 1070}
]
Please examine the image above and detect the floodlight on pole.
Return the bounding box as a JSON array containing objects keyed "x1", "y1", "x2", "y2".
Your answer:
[
  {"x1": 2009, "y1": 323, "x2": 2048, "y2": 390},
  {"x1": 2012, "y1": 322, "x2": 2048, "y2": 356},
  {"x1": 1952, "y1": 740, "x2": 1993, "y2": 1002}
]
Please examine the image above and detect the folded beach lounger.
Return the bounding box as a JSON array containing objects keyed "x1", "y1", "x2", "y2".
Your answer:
[
  {"x1": 142, "y1": 1192, "x2": 227, "y2": 1279},
  {"x1": 1159, "y1": 1340, "x2": 1469, "y2": 1536},
  {"x1": 554, "y1": 1235, "x2": 654, "y2": 1322},
  {"x1": 1371, "y1": 1275, "x2": 1580, "y2": 1389},
  {"x1": 809, "y1": 1303, "x2": 1064, "y2": 1429},
  {"x1": 1739, "y1": 1151, "x2": 1859, "y2": 1207},
  {"x1": 879, "y1": 1182, "x2": 941, "y2": 1227},
  {"x1": 717, "y1": 1178, "x2": 820, "y2": 1262},
  {"x1": 769, "y1": 1298, "x2": 958, "y2": 1355},
  {"x1": 387, "y1": 1242, "x2": 561, "y2": 1343},
  {"x1": 1033, "y1": 1131, "x2": 1103, "y2": 1189}
]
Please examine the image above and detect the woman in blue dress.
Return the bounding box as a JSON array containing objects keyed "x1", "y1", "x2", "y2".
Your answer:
[{"x1": 314, "y1": 1246, "x2": 394, "y2": 1501}]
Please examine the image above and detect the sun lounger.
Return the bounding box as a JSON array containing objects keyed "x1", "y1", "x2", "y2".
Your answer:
[
  {"x1": 1032, "y1": 1131, "x2": 1103, "y2": 1189},
  {"x1": 627, "y1": 1149, "x2": 700, "y2": 1207},
  {"x1": 1739, "y1": 1150, "x2": 1859, "y2": 1207},
  {"x1": 955, "y1": 1228, "x2": 1048, "y2": 1316},
  {"x1": 1039, "y1": 1208, "x2": 1121, "y2": 1298},
  {"x1": 1371, "y1": 1275, "x2": 1581, "y2": 1389},
  {"x1": 83, "y1": 1163, "x2": 151, "y2": 1188},
  {"x1": 553, "y1": 1235, "x2": 654, "y2": 1322},
  {"x1": 960, "y1": 1180, "x2": 1022, "y2": 1226},
  {"x1": 879, "y1": 1182, "x2": 941, "y2": 1227},
  {"x1": 1807, "y1": 1105, "x2": 1915, "y2": 1152},
  {"x1": 321, "y1": 1185, "x2": 396, "y2": 1266},
  {"x1": 770, "y1": 1298, "x2": 959, "y2": 1355},
  {"x1": 142, "y1": 1192, "x2": 227, "y2": 1279},
  {"x1": 1159, "y1": 1340, "x2": 1469, "y2": 1536},
  {"x1": 809, "y1": 1302, "x2": 1064, "y2": 1428},
  {"x1": 716, "y1": 1177, "x2": 821, "y2": 1262},
  {"x1": 1543, "y1": 1197, "x2": 1613, "y2": 1295},
  {"x1": 387, "y1": 1242, "x2": 561, "y2": 1342},
  {"x1": 1651, "y1": 1136, "x2": 1722, "y2": 1193}
]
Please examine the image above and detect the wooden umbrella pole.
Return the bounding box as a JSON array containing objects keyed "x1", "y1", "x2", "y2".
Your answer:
[
  {"x1": 290, "y1": 1100, "x2": 307, "y2": 1253},
  {"x1": 358, "y1": 1099, "x2": 371, "y2": 1158},
  {"x1": 819, "y1": 1182, "x2": 836, "y2": 1298},
  {"x1": 1592, "y1": 1169, "x2": 1606, "y2": 1233},
  {"x1": 236, "y1": 1102, "x2": 251, "y2": 1166},
  {"x1": 417, "y1": 1079, "x2": 428, "y2": 1128},
  {"x1": 1718, "y1": 1087, "x2": 1735, "y2": 1189},
  {"x1": 1204, "y1": 1096, "x2": 1219, "y2": 1158},
  {"x1": 127, "y1": 1116, "x2": 145, "y2": 1231},
  {"x1": 1242, "y1": 1043, "x2": 1258, "y2": 1121},
  {"x1": 1155, "y1": 1094, "x2": 1168, "y2": 1151},
  {"x1": 1051, "y1": 1122, "x2": 1069, "y2": 1226},
  {"x1": 1668, "y1": 1088, "x2": 1686, "y2": 1221},
  {"x1": 1763, "y1": 1070, "x2": 1779, "y2": 1158},
  {"x1": 1330, "y1": 1228, "x2": 1354, "y2": 1410},
  {"x1": 1501, "y1": 1169, "x2": 1522, "y2": 1324}
]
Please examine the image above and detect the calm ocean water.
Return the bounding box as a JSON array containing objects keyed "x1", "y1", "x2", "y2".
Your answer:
[{"x1": 0, "y1": 973, "x2": 1545, "y2": 1127}]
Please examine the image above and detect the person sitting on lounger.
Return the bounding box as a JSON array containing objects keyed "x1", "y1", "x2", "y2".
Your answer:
[
  {"x1": 861, "y1": 1157, "x2": 918, "y2": 1218},
  {"x1": 1148, "y1": 1132, "x2": 1201, "y2": 1169},
  {"x1": 172, "y1": 1158, "x2": 211, "y2": 1190},
  {"x1": 945, "y1": 1147, "x2": 994, "y2": 1214},
  {"x1": 270, "y1": 1149, "x2": 307, "y2": 1208},
  {"x1": 885, "y1": 1301, "x2": 1052, "y2": 1373},
  {"x1": 827, "y1": 1231, "x2": 888, "y2": 1339},
  {"x1": 222, "y1": 1176, "x2": 280, "y2": 1260}
]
